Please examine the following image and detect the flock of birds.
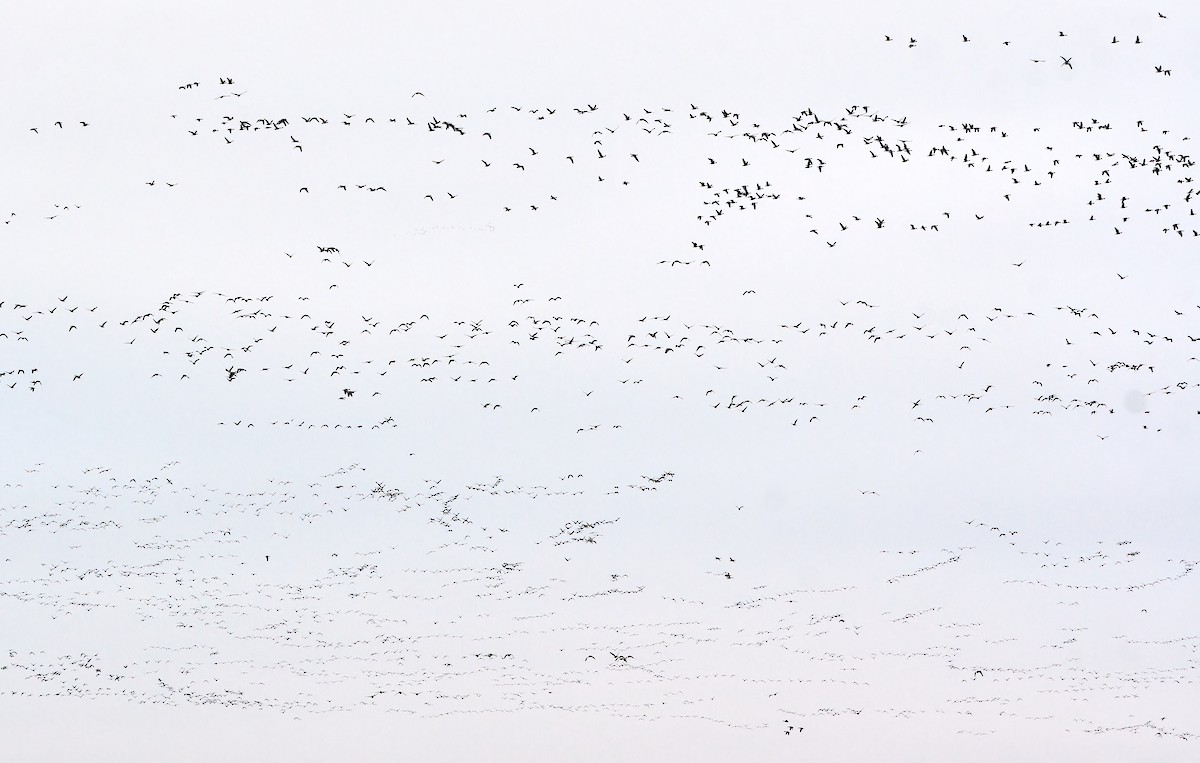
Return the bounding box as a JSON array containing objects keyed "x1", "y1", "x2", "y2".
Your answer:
[
  {"x1": 1, "y1": 460, "x2": 1196, "y2": 742},
  {"x1": 2, "y1": 9, "x2": 1198, "y2": 756}
]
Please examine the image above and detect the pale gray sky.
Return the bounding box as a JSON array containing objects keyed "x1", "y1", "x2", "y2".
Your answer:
[{"x1": 2, "y1": 1, "x2": 1198, "y2": 760}]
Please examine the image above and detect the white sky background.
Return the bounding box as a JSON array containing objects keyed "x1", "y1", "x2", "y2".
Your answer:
[{"x1": 2, "y1": 1, "x2": 1199, "y2": 760}]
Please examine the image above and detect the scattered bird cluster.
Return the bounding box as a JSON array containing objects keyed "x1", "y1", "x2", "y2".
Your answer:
[{"x1": 3, "y1": 9, "x2": 1198, "y2": 753}]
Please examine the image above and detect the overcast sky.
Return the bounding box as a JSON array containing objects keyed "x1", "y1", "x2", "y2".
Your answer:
[{"x1": 2, "y1": 1, "x2": 1198, "y2": 760}]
